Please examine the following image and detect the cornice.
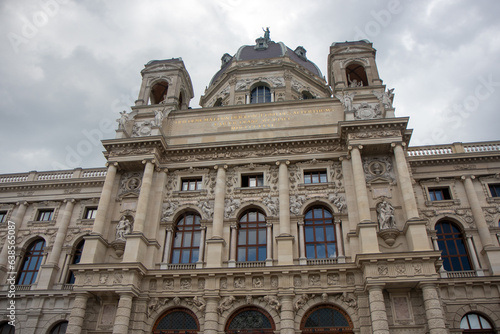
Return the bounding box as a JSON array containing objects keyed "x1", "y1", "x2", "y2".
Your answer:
[
  {"x1": 408, "y1": 153, "x2": 500, "y2": 166},
  {"x1": 339, "y1": 117, "x2": 412, "y2": 143},
  {"x1": 0, "y1": 179, "x2": 104, "y2": 192}
]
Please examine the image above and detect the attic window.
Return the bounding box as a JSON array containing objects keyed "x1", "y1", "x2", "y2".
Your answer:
[
  {"x1": 294, "y1": 46, "x2": 307, "y2": 60},
  {"x1": 254, "y1": 37, "x2": 269, "y2": 50},
  {"x1": 150, "y1": 81, "x2": 168, "y2": 104}
]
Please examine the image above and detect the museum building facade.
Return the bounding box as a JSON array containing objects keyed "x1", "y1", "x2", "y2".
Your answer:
[{"x1": 0, "y1": 33, "x2": 500, "y2": 334}]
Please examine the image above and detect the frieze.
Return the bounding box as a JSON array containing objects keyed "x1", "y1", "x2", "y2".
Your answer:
[
  {"x1": 262, "y1": 195, "x2": 279, "y2": 216},
  {"x1": 349, "y1": 129, "x2": 400, "y2": 139},
  {"x1": 108, "y1": 148, "x2": 153, "y2": 157}
]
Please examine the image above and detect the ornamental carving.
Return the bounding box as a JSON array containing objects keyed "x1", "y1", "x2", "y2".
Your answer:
[
  {"x1": 266, "y1": 166, "x2": 279, "y2": 191},
  {"x1": 147, "y1": 297, "x2": 168, "y2": 318},
  {"x1": 373, "y1": 88, "x2": 395, "y2": 109},
  {"x1": 120, "y1": 172, "x2": 142, "y2": 196},
  {"x1": 226, "y1": 170, "x2": 238, "y2": 195},
  {"x1": 165, "y1": 172, "x2": 178, "y2": 197},
  {"x1": 294, "y1": 294, "x2": 312, "y2": 311},
  {"x1": 224, "y1": 198, "x2": 240, "y2": 219},
  {"x1": 261, "y1": 295, "x2": 281, "y2": 311},
  {"x1": 353, "y1": 102, "x2": 381, "y2": 120},
  {"x1": 234, "y1": 277, "x2": 245, "y2": 288},
  {"x1": 163, "y1": 278, "x2": 174, "y2": 290},
  {"x1": 198, "y1": 200, "x2": 214, "y2": 219},
  {"x1": 294, "y1": 275, "x2": 302, "y2": 287},
  {"x1": 189, "y1": 296, "x2": 206, "y2": 312},
  {"x1": 334, "y1": 292, "x2": 358, "y2": 309},
  {"x1": 288, "y1": 165, "x2": 301, "y2": 190},
  {"x1": 180, "y1": 278, "x2": 192, "y2": 290},
  {"x1": 253, "y1": 277, "x2": 264, "y2": 288},
  {"x1": 349, "y1": 130, "x2": 400, "y2": 139},
  {"x1": 363, "y1": 156, "x2": 394, "y2": 183},
  {"x1": 328, "y1": 192, "x2": 347, "y2": 213},
  {"x1": 290, "y1": 195, "x2": 306, "y2": 215},
  {"x1": 378, "y1": 266, "x2": 388, "y2": 276},
  {"x1": 263, "y1": 195, "x2": 279, "y2": 216},
  {"x1": 132, "y1": 121, "x2": 154, "y2": 137},
  {"x1": 161, "y1": 201, "x2": 179, "y2": 222},
  {"x1": 204, "y1": 169, "x2": 217, "y2": 195},
  {"x1": 377, "y1": 200, "x2": 396, "y2": 230},
  {"x1": 309, "y1": 274, "x2": 320, "y2": 286},
  {"x1": 115, "y1": 215, "x2": 133, "y2": 241},
  {"x1": 109, "y1": 148, "x2": 152, "y2": 158},
  {"x1": 335, "y1": 91, "x2": 356, "y2": 111},
  {"x1": 330, "y1": 163, "x2": 344, "y2": 191},
  {"x1": 327, "y1": 273, "x2": 339, "y2": 285},
  {"x1": 218, "y1": 296, "x2": 236, "y2": 315}
]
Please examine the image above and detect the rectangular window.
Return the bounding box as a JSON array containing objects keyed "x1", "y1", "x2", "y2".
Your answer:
[
  {"x1": 84, "y1": 207, "x2": 98, "y2": 219},
  {"x1": 37, "y1": 209, "x2": 54, "y2": 221},
  {"x1": 429, "y1": 187, "x2": 452, "y2": 201},
  {"x1": 241, "y1": 174, "x2": 264, "y2": 187},
  {"x1": 488, "y1": 184, "x2": 500, "y2": 197},
  {"x1": 181, "y1": 178, "x2": 203, "y2": 191},
  {"x1": 304, "y1": 170, "x2": 328, "y2": 184},
  {"x1": 0, "y1": 211, "x2": 7, "y2": 223}
]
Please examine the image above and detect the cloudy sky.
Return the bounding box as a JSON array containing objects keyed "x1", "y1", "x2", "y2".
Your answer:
[{"x1": 1, "y1": 0, "x2": 500, "y2": 174}]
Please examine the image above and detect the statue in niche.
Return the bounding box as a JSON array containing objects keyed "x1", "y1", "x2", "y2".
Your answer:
[
  {"x1": 377, "y1": 200, "x2": 396, "y2": 230},
  {"x1": 116, "y1": 216, "x2": 132, "y2": 241},
  {"x1": 154, "y1": 109, "x2": 164, "y2": 127},
  {"x1": 348, "y1": 74, "x2": 363, "y2": 87}
]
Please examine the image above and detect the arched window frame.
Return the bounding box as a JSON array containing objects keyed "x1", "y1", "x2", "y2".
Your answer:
[
  {"x1": 49, "y1": 321, "x2": 68, "y2": 334},
  {"x1": 170, "y1": 212, "x2": 202, "y2": 265},
  {"x1": 0, "y1": 322, "x2": 15, "y2": 334},
  {"x1": 250, "y1": 84, "x2": 272, "y2": 104},
  {"x1": 149, "y1": 81, "x2": 169, "y2": 105},
  {"x1": 236, "y1": 210, "x2": 267, "y2": 263},
  {"x1": 302, "y1": 206, "x2": 338, "y2": 260},
  {"x1": 225, "y1": 306, "x2": 275, "y2": 333},
  {"x1": 153, "y1": 308, "x2": 200, "y2": 334},
  {"x1": 460, "y1": 313, "x2": 495, "y2": 333},
  {"x1": 17, "y1": 238, "x2": 46, "y2": 285},
  {"x1": 345, "y1": 62, "x2": 368, "y2": 87},
  {"x1": 435, "y1": 220, "x2": 473, "y2": 272},
  {"x1": 66, "y1": 240, "x2": 85, "y2": 284},
  {"x1": 300, "y1": 304, "x2": 354, "y2": 333}
]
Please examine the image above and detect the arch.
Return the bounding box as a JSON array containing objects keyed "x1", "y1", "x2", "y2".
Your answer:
[
  {"x1": 301, "y1": 198, "x2": 338, "y2": 215},
  {"x1": 453, "y1": 304, "x2": 500, "y2": 330},
  {"x1": 225, "y1": 306, "x2": 275, "y2": 333},
  {"x1": 301, "y1": 91, "x2": 314, "y2": 100},
  {"x1": 48, "y1": 321, "x2": 68, "y2": 334},
  {"x1": 428, "y1": 215, "x2": 469, "y2": 231},
  {"x1": 237, "y1": 209, "x2": 267, "y2": 262},
  {"x1": 170, "y1": 205, "x2": 204, "y2": 224},
  {"x1": 435, "y1": 219, "x2": 472, "y2": 272},
  {"x1": 250, "y1": 83, "x2": 271, "y2": 104},
  {"x1": 300, "y1": 304, "x2": 354, "y2": 333},
  {"x1": 66, "y1": 239, "x2": 85, "y2": 284},
  {"x1": 150, "y1": 80, "x2": 169, "y2": 105},
  {"x1": 170, "y1": 212, "x2": 202, "y2": 264},
  {"x1": 152, "y1": 307, "x2": 199, "y2": 334},
  {"x1": 303, "y1": 206, "x2": 337, "y2": 259},
  {"x1": 234, "y1": 203, "x2": 271, "y2": 220},
  {"x1": 17, "y1": 238, "x2": 46, "y2": 285},
  {"x1": 0, "y1": 322, "x2": 15, "y2": 333},
  {"x1": 345, "y1": 62, "x2": 368, "y2": 87},
  {"x1": 460, "y1": 313, "x2": 495, "y2": 333}
]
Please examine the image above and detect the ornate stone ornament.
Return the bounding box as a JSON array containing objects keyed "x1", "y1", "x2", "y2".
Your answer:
[
  {"x1": 263, "y1": 195, "x2": 279, "y2": 216},
  {"x1": 261, "y1": 295, "x2": 281, "y2": 311},
  {"x1": 120, "y1": 172, "x2": 142, "y2": 196},
  {"x1": 115, "y1": 215, "x2": 133, "y2": 241},
  {"x1": 353, "y1": 102, "x2": 381, "y2": 120},
  {"x1": 190, "y1": 296, "x2": 206, "y2": 312},
  {"x1": 132, "y1": 121, "x2": 154, "y2": 137},
  {"x1": 363, "y1": 156, "x2": 394, "y2": 183},
  {"x1": 147, "y1": 297, "x2": 168, "y2": 318},
  {"x1": 224, "y1": 198, "x2": 240, "y2": 218},
  {"x1": 217, "y1": 296, "x2": 236, "y2": 315},
  {"x1": 335, "y1": 90, "x2": 356, "y2": 111},
  {"x1": 198, "y1": 200, "x2": 214, "y2": 219},
  {"x1": 294, "y1": 294, "x2": 312, "y2": 311},
  {"x1": 328, "y1": 192, "x2": 347, "y2": 213},
  {"x1": 161, "y1": 201, "x2": 179, "y2": 221},
  {"x1": 289, "y1": 195, "x2": 306, "y2": 215},
  {"x1": 373, "y1": 88, "x2": 394, "y2": 109},
  {"x1": 377, "y1": 200, "x2": 396, "y2": 230}
]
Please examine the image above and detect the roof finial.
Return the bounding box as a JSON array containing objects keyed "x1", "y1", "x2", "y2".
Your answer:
[{"x1": 262, "y1": 27, "x2": 270, "y2": 42}]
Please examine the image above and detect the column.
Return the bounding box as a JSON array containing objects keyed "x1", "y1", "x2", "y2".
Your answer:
[
  {"x1": 335, "y1": 219, "x2": 345, "y2": 262},
  {"x1": 162, "y1": 224, "x2": 174, "y2": 263},
  {"x1": 196, "y1": 225, "x2": 206, "y2": 268},
  {"x1": 112, "y1": 293, "x2": 134, "y2": 334},
  {"x1": 204, "y1": 297, "x2": 219, "y2": 334},
  {"x1": 206, "y1": 165, "x2": 227, "y2": 268},
  {"x1": 0, "y1": 201, "x2": 28, "y2": 282},
  {"x1": 266, "y1": 222, "x2": 273, "y2": 266},
  {"x1": 392, "y1": 143, "x2": 419, "y2": 220},
  {"x1": 280, "y1": 295, "x2": 295, "y2": 334},
  {"x1": 66, "y1": 293, "x2": 89, "y2": 334},
  {"x1": 350, "y1": 146, "x2": 379, "y2": 253},
  {"x1": 298, "y1": 219, "x2": 306, "y2": 264},
  {"x1": 368, "y1": 285, "x2": 390, "y2": 334},
  {"x1": 37, "y1": 199, "x2": 76, "y2": 289},
  {"x1": 462, "y1": 175, "x2": 500, "y2": 275},
  {"x1": 123, "y1": 160, "x2": 155, "y2": 263},
  {"x1": 276, "y1": 161, "x2": 294, "y2": 265},
  {"x1": 393, "y1": 143, "x2": 432, "y2": 251},
  {"x1": 81, "y1": 162, "x2": 118, "y2": 264},
  {"x1": 228, "y1": 223, "x2": 237, "y2": 267},
  {"x1": 465, "y1": 234, "x2": 484, "y2": 276},
  {"x1": 462, "y1": 176, "x2": 493, "y2": 247},
  {"x1": 420, "y1": 283, "x2": 448, "y2": 334}
]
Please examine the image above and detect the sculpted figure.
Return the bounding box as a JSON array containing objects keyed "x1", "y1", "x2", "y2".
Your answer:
[
  {"x1": 117, "y1": 110, "x2": 130, "y2": 130},
  {"x1": 116, "y1": 216, "x2": 132, "y2": 241},
  {"x1": 218, "y1": 296, "x2": 236, "y2": 315},
  {"x1": 154, "y1": 109, "x2": 164, "y2": 127},
  {"x1": 335, "y1": 90, "x2": 356, "y2": 111},
  {"x1": 377, "y1": 200, "x2": 396, "y2": 229},
  {"x1": 294, "y1": 294, "x2": 311, "y2": 311},
  {"x1": 262, "y1": 295, "x2": 281, "y2": 311},
  {"x1": 192, "y1": 296, "x2": 206, "y2": 312}
]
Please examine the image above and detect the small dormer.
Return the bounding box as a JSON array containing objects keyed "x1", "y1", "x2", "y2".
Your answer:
[
  {"x1": 294, "y1": 46, "x2": 307, "y2": 61},
  {"x1": 221, "y1": 53, "x2": 233, "y2": 68}
]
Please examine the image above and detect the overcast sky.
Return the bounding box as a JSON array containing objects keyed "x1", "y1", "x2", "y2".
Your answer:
[{"x1": 1, "y1": 0, "x2": 500, "y2": 174}]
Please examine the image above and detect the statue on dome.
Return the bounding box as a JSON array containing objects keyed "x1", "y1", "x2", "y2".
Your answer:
[{"x1": 263, "y1": 27, "x2": 271, "y2": 42}]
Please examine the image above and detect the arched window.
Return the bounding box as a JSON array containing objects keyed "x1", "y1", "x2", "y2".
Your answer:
[
  {"x1": 302, "y1": 91, "x2": 314, "y2": 100},
  {"x1": 49, "y1": 321, "x2": 68, "y2": 334},
  {"x1": 237, "y1": 210, "x2": 267, "y2": 262},
  {"x1": 67, "y1": 240, "x2": 85, "y2": 284},
  {"x1": 346, "y1": 63, "x2": 368, "y2": 87},
  {"x1": 435, "y1": 221, "x2": 472, "y2": 272},
  {"x1": 17, "y1": 239, "x2": 45, "y2": 285},
  {"x1": 250, "y1": 86, "x2": 271, "y2": 104},
  {"x1": 301, "y1": 305, "x2": 354, "y2": 333},
  {"x1": 171, "y1": 213, "x2": 201, "y2": 264},
  {"x1": 226, "y1": 307, "x2": 275, "y2": 333},
  {"x1": 150, "y1": 81, "x2": 168, "y2": 104},
  {"x1": 153, "y1": 308, "x2": 199, "y2": 334},
  {"x1": 214, "y1": 97, "x2": 223, "y2": 107},
  {"x1": 460, "y1": 313, "x2": 494, "y2": 333},
  {"x1": 304, "y1": 206, "x2": 336, "y2": 259},
  {"x1": 0, "y1": 322, "x2": 15, "y2": 334}
]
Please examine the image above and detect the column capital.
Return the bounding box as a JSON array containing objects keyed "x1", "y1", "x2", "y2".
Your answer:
[
  {"x1": 348, "y1": 145, "x2": 363, "y2": 151},
  {"x1": 63, "y1": 198, "x2": 77, "y2": 204},
  {"x1": 391, "y1": 141, "x2": 406, "y2": 148},
  {"x1": 266, "y1": 222, "x2": 273, "y2": 228},
  {"x1": 15, "y1": 201, "x2": 29, "y2": 207},
  {"x1": 460, "y1": 175, "x2": 476, "y2": 181},
  {"x1": 276, "y1": 160, "x2": 290, "y2": 166},
  {"x1": 214, "y1": 164, "x2": 228, "y2": 170},
  {"x1": 230, "y1": 222, "x2": 238, "y2": 229},
  {"x1": 105, "y1": 161, "x2": 119, "y2": 168}
]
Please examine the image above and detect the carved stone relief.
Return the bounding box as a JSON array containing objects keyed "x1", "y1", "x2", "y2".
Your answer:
[
  {"x1": 353, "y1": 102, "x2": 381, "y2": 120},
  {"x1": 290, "y1": 195, "x2": 306, "y2": 215},
  {"x1": 363, "y1": 156, "x2": 394, "y2": 183},
  {"x1": 198, "y1": 200, "x2": 214, "y2": 219},
  {"x1": 132, "y1": 121, "x2": 154, "y2": 137},
  {"x1": 120, "y1": 172, "x2": 142, "y2": 196},
  {"x1": 329, "y1": 192, "x2": 347, "y2": 213},
  {"x1": 263, "y1": 195, "x2": 279, "y2": 216},
  {"x1": 161, "y1": 201, "x2": 179, "y2": 222},
  {"x1": 224, "y1": 197, "x2": 240, "y2": 219}
]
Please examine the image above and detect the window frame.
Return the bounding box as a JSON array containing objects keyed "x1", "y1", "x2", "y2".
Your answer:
[
  {"x1": 170, "y1": 213, "x2": 202, "y2": 264},
  {"x1": 83, "y1": 207, "x2": 98, "y2": 220},
  {"x1": 17, "y1": 239, "x2": 46, "y2": 285},
  {"x1": 0, "y1": 211, "x2": 7, "y2": 223},
  {"x1": 181, "y1": 178, "x2": 203, "y2": 191},
  {"x1": 250, "y1": 85, "x2": 271, "y2": 104},
  {"x1": 49, "y1": 321, "x2": 69, "y2": 334},
  {"x1": 435, "y1": 220, "x2": 472, "y2": 272},
  {"x1": 460, "y1": 313, "x2": 494, "y2": 332},
  {"x1": 304, "y1": 206, "x2": 337, "y2": 259},
  {"x1": 36, "y1": 209, "x2": 54, "y2": 222},
  {"x1": 237, "y1": 210, "x2": 267, "y2": 262},
  {"x1": 303, "y1": 170, "x2": 328, "y2": 184},
  {"x1": 488, "y1": 183, "x2": 500, "y2": 197},
  {"x1": 67, "y1": 240, "x2": 85, "y2": 284},
  {"x1": 241, "y1": 174, "x2": 264, "y2": 188},
  {"x1": 428, "y1": 187, "x2": 452, "y2": 201}
]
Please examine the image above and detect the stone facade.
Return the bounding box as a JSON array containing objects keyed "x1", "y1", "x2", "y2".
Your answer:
[{"x1": 0, "y1": 36, "x2": 499, "y2": 333}]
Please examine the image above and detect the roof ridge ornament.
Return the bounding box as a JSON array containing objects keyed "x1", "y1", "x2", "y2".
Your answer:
[{"x1": 255, "y1": 27, "x2": 271, "y2": 51}]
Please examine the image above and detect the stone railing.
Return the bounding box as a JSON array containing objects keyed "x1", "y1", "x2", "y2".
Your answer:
[
  {"x1": 407, "y1": 141, "x2": 500, "y2": 157},
  {"x1": 0, "y1": 167, "x2": 107, "y2": 184},
  {"x1": 444, "y1": 270, "x2": 477, "y2": 278},
  {"x1": 167, "y1": 263, "x2": 196, "y2": 270},
  {"x1": 235, "y1": 261, "x2": 267, "y2": 268},
  {"x1": 306, "y1": 258, "x2": 339, "y2": 265}
]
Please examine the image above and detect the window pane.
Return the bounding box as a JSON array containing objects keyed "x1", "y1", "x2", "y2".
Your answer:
[
  {"x1": 306, "y1": 244, "x2": 315, "y2": 258},
  {"x1": 181, "y1": 250, "x2": 191, "y2": 263},
  {"x1": 258, "y1": 229, "x2": 266, "y2": 243},
  {"x1": 171, "y1": 250, "x2": 180, "y2": 264},
  {"x1": 325, "y1": 225, "x2": 335, "y2": 241},
  {"x1": 247, "y1": 247, "x2": 256, "y2": 261},
  {"x1": 305, "y1": 226, "x2": 314, "y2": 241},
  {"x1": 248, "y1": 211, "x2": 257, "y2": 222},
  {"x1": 327, "y1": 243, "x2": 336, "y2": 258},
  {"x1": 173, "y1": 234, "x2": 182, "y2": 247},
  {"x1": 312, "y1": 174, "x2": 319, "y2": 183},
  {"x1": 237, "y1": 248, "x2": 246, "y2": 262},
  {"x1": 313, "y1": 208, "x2": 322, "y2": 217},
  {"x1": 192, "y1": 231, "x2": 201, "y2": 246},
  {"x1": 183, "y1": 232, "x2": 192, "y2": 247},
  {"x1": 248, "y1": 230, "x2": 257, "y2": 244},
  {"x1": 320, "y1": 172, "x2": 327, "y2": 183},
  {"x1": 479, "y1": 316, "x2": 492, "y2": 329},
  {"x1": 258, "y1": 246, "x2": 267, "y2": 261},
  {"x1": 238, "y1": 231, "x2": 246, "y2": 245},
  {"x1": 315, "y1": 226, "x2": 325, "y2": 242},
  {"x1": 468, "y1": 314, "x2": 480, "y2": 329},
  {"x1": 316, "y1": 244, "x2": 326, "y2": 258},
  {"x1": 460, "y1": 316, "x2": 470, "y2": 329}
]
